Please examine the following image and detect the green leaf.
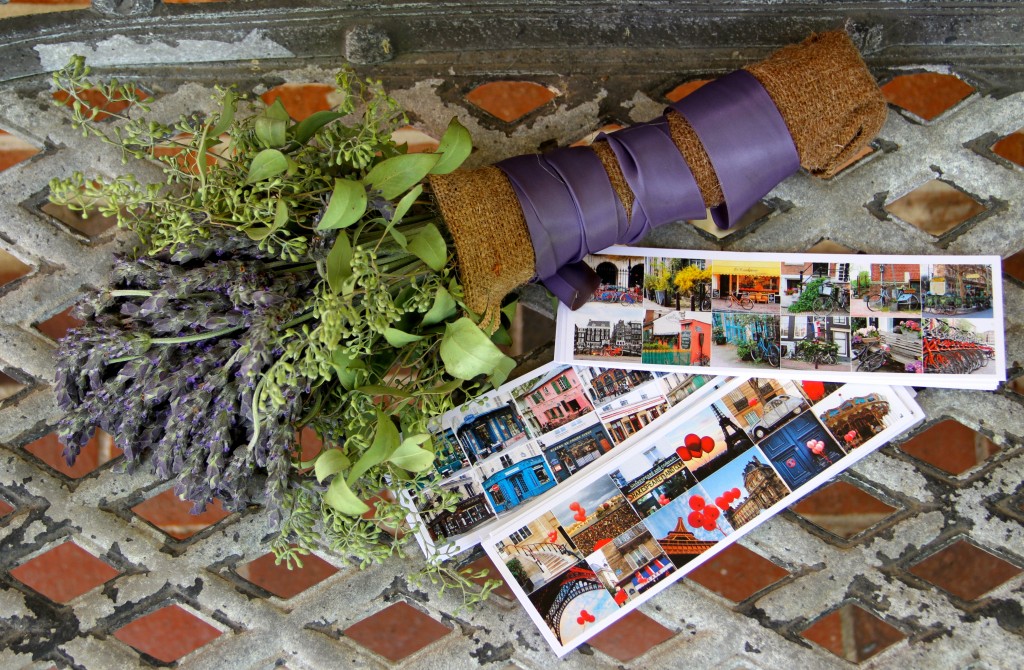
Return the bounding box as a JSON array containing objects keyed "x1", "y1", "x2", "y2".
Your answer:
[
  {"x1": 294, "y1": 110, "x2": 343, "y2": 144},
  {"x1": 423, "y1": 379, "x2": 463, "y2": 395},
  {"x1": 347, "y1": 411, "x2": 401, "y2": 485},
  {"x1": 330, "y1": 350, "x2": 353, "y2": 379},
  {"x1": 391, "y1": 184, "x2": 421, "y2": 225},
  {"x1": 243, "y1": 225, "x2": 274, "y2": 240},
  {"x1": 274, "y1": 199, "x2": 289, "y2": 228},
  {"x1": 421, "y1": 286, "x2": 457, "y2": 326},
  {"x1": 314, "y1": 449, "x2": 350, "y2": 484},
  {"x1": 439, "y1": 317, "x2": 508, "y2": 380},
  {"x1": 354, "y1": 384, "x2": 414, "y2": 399},
  {"x1": 389, "y1": 438, "x2": 436, "y2": 472},
  {"x1": 489, "y1": 354, "x2": 516, "y2": 388},
  {"x1": 323, "y1": 475, "x2": 370, "y2": 516},
  {"x1": 490, "y1": 324, "x2": 512, "y2": 346},
  {"x1": 364, "y1": 153, "x2": 440, "y2": 200},
  {"x1": 263, "y1": 97, "x2": 291, "y2": 121},
  {"x1": 326, "y1": 232, "x2": 352, "y2": 294},
  {"x1": 430, "y1": 117, "x2": 472, "y2": 175},
  {"x1": 383, "y1": 327, "x2": 424, "y2": 347},
  {"x1": 208, "y1": 89, "x2": 236, "y2": 137},
  {"x1": 255, "y1": 116, "x2": 287, "y2": 148},
  {"x1": 246, "y1": 148, "x2": 288, "y2": 183},
  {"x1": 500, "y1": 298, "x2": 519, "y2": 325},
  {"x1": 407, "y1": 223, "x2": 447, "y2": 272},
  {"x1": 317, "y1": 179, "x2": 367, "y2": 231}
]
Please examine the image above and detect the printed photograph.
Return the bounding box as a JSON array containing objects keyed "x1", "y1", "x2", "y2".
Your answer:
[
  {"x1": 643, "y1": 482, "x2": 733, "y2": 568},
  {"x1": 570, "y1": 303, "x2": 644, "y2": 364},
  {"x1": 922, "y1": 263, "x2": 994, "y2": 319},
  {"x1": 850, "y1": 317, "x2": 924, "y2": 374},
  {"x1": 586, "y1": 254, "x2": 646, "y2": 308},
  {"x1": 780, "y1": 261, "x2": 852, "y2": 317},
  {"x1": 752, "y1": 411, "x2": 846, "y2": 490},
  {"x1": 594, "y1": 386, "x2": 670, "y2": 446},
  {"x1": 659, "y1": 372, "x2": 714, "y2": 407},
  {"x1": 527, "y1": 560, "x2": 620, "y2": 646},
  {"x1": 716, "y1": 378, "x2": 813, "y2": 442},
  {"x1": 812, "y1": 384, "x2": 910, "y2": 449},
  {"x1": 553, "y1": 475, "x2": 644, "y2": 557},
  {"x1": 711, "y1": 259, "x2": 781, "y2": 314},
  {"x1": 656, "y1": 399, "x2": 756, "y2": 481},
  {"x1": 416, "y1": 470, "x2": 495, "y2": 544},
  {"x1": 711, "y1": 313, "x2": 782, "y2": 370},
  {"x1": 644, "y1": 257, "x2": 711, "y2": 312},
  {"x1": 493, "y1": 512, "x2": 585, "y2": 595},
  {"x1": 695, "y1": 445, "x2": 792, "y2": 531},
  {"x1": 537, "y1": 417, "x2": 616, "y2": 483},
  {"x1": 586, "y1": 522, "x2": 676, "y2": 607},
  {"x1": 451, "y1": 392, "x2": 531, "y2": 465},
  {"x1": 477, "y1": 439, "x2": 559, "y2": 514},
  {"x1": 428, "y1": 422, "x2": 473, "y2": 478},
  {"x1": 780, "y1": 315, "x2": 853, "y2": 372},
  {"x1": 608, "y1": 442, "x2": 699, "y2": 517},
  {"x1": 642, "y1": 310, "x2": 713, "y2": 366},
  {"x1": 849, "y1": 262, "x2": 922, "y2": 317},
  {"x1": 576, "y1": 366, "x2": 656, "y2": 405},
  {"x1": 921, "y1": 317, "x2": 998, "y2": 375},
  {"x1": 510, "y1": 365, "x2": 595, "y2": 439}
]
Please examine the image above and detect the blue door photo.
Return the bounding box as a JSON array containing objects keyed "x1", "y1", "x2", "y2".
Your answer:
[{"x1": 756, "y1": 413, "x2": 845, "y2": 489}]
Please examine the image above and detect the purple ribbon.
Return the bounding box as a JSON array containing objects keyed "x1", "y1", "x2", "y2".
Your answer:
[
  {"x1": 497, "y1": 69, "x2": 799, "y2": 308},
  {"x1": 668, "y1": 70, "x2": 800, "y2": 229}
]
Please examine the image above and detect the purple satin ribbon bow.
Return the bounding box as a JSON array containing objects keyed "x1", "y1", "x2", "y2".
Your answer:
[{"x1": 496, "y1": 69, "x2": 799, "y2": 309}]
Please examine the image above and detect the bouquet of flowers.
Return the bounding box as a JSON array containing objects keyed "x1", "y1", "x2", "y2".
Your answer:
[{"x1": 49, "y1": 30, "x2": 886, "y2": 590}]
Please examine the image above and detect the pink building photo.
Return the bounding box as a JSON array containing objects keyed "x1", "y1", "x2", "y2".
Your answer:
[{"x1": 515, "y1": 366, "x2": 594, "y2": 435}]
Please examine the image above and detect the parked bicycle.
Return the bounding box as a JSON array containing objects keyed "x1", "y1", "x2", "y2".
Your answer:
[
  {"x1": 812, "y1": 281, "x2": 850, "y2": 317},
  {"x1": 749, "y1": 332, "x2": 781, "y2": 366},
  {"x1": 726, "y1": 291, "x2": 754, "y2": 310},
  {"x1": 865, "y1": 284, "x2": 920, "y2": 312},
  {"x1": 691, "y1": 282, "x2": 712, "y2": 311},
  {"x1": 852, "y1": 340, "x2": 887, "y2": 372},
  {"x1": 594, "y1": 285, "x2": 641, "y2": 305}
]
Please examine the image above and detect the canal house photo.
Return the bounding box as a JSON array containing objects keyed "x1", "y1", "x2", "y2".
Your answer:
[
  {"x1": 456, "y1": 399, "x2": 530, "y2": 463},
  {"x1": 513, "y1": 365, "x2": 594, "y2": 435}
]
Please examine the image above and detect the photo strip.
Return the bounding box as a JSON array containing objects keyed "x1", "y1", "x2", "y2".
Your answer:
[{"x1": 555, "y1": 248, "x2": 1005, "y2": 389}]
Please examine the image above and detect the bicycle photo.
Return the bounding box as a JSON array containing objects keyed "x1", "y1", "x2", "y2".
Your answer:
[
  {"x1": 711, "y1": 312, "x2": 781, "y2": 369},
  {"x1": 850, "y1": 262, "x2": 923, "y2": 317}
]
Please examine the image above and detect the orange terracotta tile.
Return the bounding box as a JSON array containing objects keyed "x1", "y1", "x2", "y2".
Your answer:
[
  {"x1": 150, "y1": 132, "x2": 223, "y2": 176},
  {"x1": 806, "y1": 239, "x2": 856, "y2": 254},
  {"x1": 392, "y1": 125, "x2": 440, "y2": 154},
  {"x1": 789, "y1": 480, "x2": 897, "y2": 539},
  {"x1": 587, "y1": 610, "x2": 675, "y2": 662},
  {"x1": 24, "y1": 429, "x2": 122, "y2": 479},
  {"x1": 571, "y1": 123, "x2": 625, "y2": 147},
  {"x1": 466, "y1": 81, "x2": 557, "y2": 123},
  {"x1": 885, "y1": 180, "x2": 985, "y2": 236},
  {"x1": 898, "y1": 419, "x2": 999, "y2": 476},
  {"x1": 131, "y1": 489, "x2": 230, "y2": 540},
  {"x1": 0, "y1": 247, "x2": 32, "y2": 289},
  {"x1": 908, "y1": 540, "x2": 1021, "y2": 600},
  {"x1": 802, "y1": 603, "x2": 906, "y2": 663},
  {"x1": 991, "y1": 128, "x2": 1024, "y2": 167},
  {"x1": 0, "y1": 129, "x2": 40, "y2": 172},
  {"x1": 0, "y1": 1, "x2": 88, "y2": 19},
  {"x1": 1007, "y1": 375, "x2": 1024, "y2": 397},
  {"x1": 1003, "y1": 248, "x2": 1024, "y2": 284},
  {"x1": 10, "y1": 541, "x2": 119, "y2": 603},
  {"x1": 828, "y1": 143, "x2": 876, "y2": 176},
  {"x1": 0, "y1": 498, "x2": 12, "y2": 517},
  {"x1": 236, "y1": 549, "x2": 338, "y2": 599},
  {"x1": 881, "y1": 72, "x2": 974, "y2": 122},
  {"x1": 114, "y1": 604, "x2": 221, "y2": 663},
  {"x1": 686, "y1": 543, "x2": 789, "y2": 602},
  {"x1": 34, "y1": 306, "x2": 84, "y2": 341},
  {"x1": 462, "y1": 555, "x2": 514, "y2": 601},
  {"x1": 53, "y1": 86, "x2": 144, "y2": 123},
  {"x1": 0, "y1": 369, "x2": 25, "y2": 402},
  {"x1": 343, "y1": 601, "x2": 451, "y2": 662},
  {"x1": 665, "y1": 79, "x2": 711, "y2": 103},
  {"x1": 261, "y1": 83, "x2": 341, "y2": 122},
  {"x1": 40, "y1": 201, "x2": 117, "y2": 240}
]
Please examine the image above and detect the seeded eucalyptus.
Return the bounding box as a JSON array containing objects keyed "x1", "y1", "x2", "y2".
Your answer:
[{"x1": 49, "y1": 57, "x2": 512, "y2": 602}]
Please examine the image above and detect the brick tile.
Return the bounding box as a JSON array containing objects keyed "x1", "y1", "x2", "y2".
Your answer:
[
  {"x1": 0, "y1": 247, "x2": 32, "y2": 289},
  {"x1": 52, "y1": 85, "x2": 144, "y2": 123},
  {"x1": 991, "y1": 127, "x2": 1024, "y2": 167},
  {"x1": 462, "y1": 555, "x2": 515, "y2": 601},
  {"x1": 686, "y1": 543, "x2": 789, "y2": 602},
  {"x1": 466, "y1": 81, "x2": 557, "y2": 123},
  {"x1": 802, "y1": 603, "x2": 906, "y2": 663},
  {"x1": 343, "y1": 601, "x2": 451, "y2": 662},
  {"x1": 24, "y1": 430, "x2": 122, "y2": 479},
  {"x1": 131, "y1": 489, "x2": 230, "y2": 540},
  {"x1": 806, "y1": 239, "x2": 856, "y2": 254},
  {"x1": 34, "y1": 306, "x2": 84, "y2": 341},
  {"x1": 885, "y1": 180, "x2": 985, "y2": 236},
  {"x1": 392, "y1": 125, "x2": 440, "y2": 153},
  {"x1": 898, "y1": 419, "x2": 999, "y2": 476},
  {"x1": 828, "y1": 143, "x2": 876, "y2": 177},
  {"x1": 908, "y1": 540, "x2": 1022, "y2": 600},
  {"x1": 665, "y1": 79, "x2": 711, "y2": 103},
  {"x1": 689, "y1": 200, "x2": 773, "y2": 240},
  {"x1": 0, "y1": 129, "x2": 40, "y2": 171},
  {"x1": 570, "y1": 123, "x2": 624, "y2": 147},
  {"x1": 260, "y1": 83, "x2": 340, "y2": 121},
  {"x1": 587, "y1": 610, "x2": 675, "y2": 662},
  {"x1": 236, "y1": 550, "x2": 338, "y2": 599},
  {"x1": 0, "y1": 498, "x2": 12, "y2": 517},
  {"x1": 790, "y1": 480, "x2": 897, "y2": 539},
  {"x1": 881, "y1": 72, "x2": 974, "y2": 122},
  {"x1": 114, "y1": 604, "x2": 221, "y2": 664},
  {"x1": 10, "y1": 541, "x2": 119, "y2": 603},
  {"x1": 1006, "y1": 374, "x2": 1024, "y2": 397},
  {"x1": 40, "y1": 200, "x2": 117, "y2": 240},
  {"x1": 1003, "y1": 249, "x2": 1024, "y2": 284},
  {"x1": 0, "y1": 369, "x2": 26, "y2": 403},
  {"x1": 0, "y1": 1, "x2": 89, "y2": 20}
]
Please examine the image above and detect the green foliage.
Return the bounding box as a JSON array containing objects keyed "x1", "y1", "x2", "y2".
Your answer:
[
  {"x1": 787, "y1": 276, "x2": 828, "y2": 313},
  {"x1": 734, "y1": 339, "x2": 754, "y2": 361},
  {"x1": 506, "y1": 558, "x2": 530, "y2": 588},
  {"x1": 51, "y1": 56, "x2": 508, "y2": 606}
]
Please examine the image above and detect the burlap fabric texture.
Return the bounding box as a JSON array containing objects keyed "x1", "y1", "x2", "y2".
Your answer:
[{"x1": 429, "y1": 30, "x2": 888, "y2": 320}]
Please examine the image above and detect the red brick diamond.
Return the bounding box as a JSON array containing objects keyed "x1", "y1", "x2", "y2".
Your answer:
[
  {"x1": 588, "y1": 610, "x2": 675, "y2": 662},
  {"x1": 237, "y1": 550, "x2": 338, "y2": 599},
  {"x1": 114, "y1": 604, "x2": 221, "y2": 663},
  {"x1": 344, "y1": 601, "x2": 451, "y2": 662},
  {"x1": 10, "y1": 541, "x2": 119, "y2": 603}
]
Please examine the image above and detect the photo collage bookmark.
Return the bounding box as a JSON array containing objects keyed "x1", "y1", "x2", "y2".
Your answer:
[
  {"x1": 405, "y1": 363, "x2": 723, "y2": 556},
  {"x1": 481, "y1": 377, "x2": 924, "y2": 656},
  {"x1": 554, "y1": 248, "x2": 1005, "y2": 390}
]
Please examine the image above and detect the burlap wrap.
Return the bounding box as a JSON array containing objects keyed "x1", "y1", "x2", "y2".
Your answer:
[{"x1": 429, "y1": 30, "x2": 887, "y2": 318}]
